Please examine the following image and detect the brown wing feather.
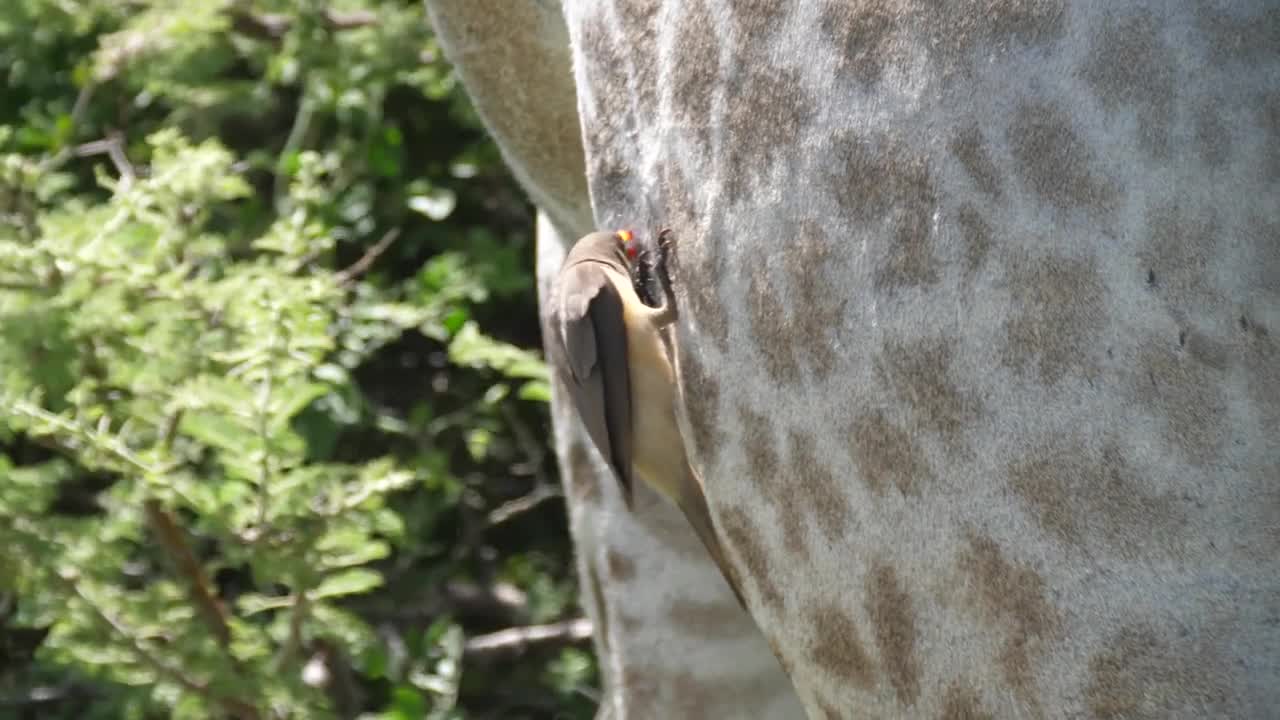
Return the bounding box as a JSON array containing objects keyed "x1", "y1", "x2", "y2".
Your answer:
[{"x1": 552, "y1": 264, "x2": 634, "y2": 503}]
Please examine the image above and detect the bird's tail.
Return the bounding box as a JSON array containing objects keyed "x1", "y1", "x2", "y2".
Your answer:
[{"x1": 678, "y1": 485, "x2": 750, "y2": 611}]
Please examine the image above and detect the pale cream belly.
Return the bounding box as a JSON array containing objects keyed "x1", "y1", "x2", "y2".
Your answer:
[{"x1": 621, "y1": 300, "x2": 690, "y2": 503}]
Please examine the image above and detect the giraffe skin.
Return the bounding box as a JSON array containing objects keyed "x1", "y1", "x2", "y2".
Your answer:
[
  {"x1": 433, "y1": 1, "x2": 1280, "y2": 718},
  {"x1": 429, "y1": 2, "x2": 805, "y2": 716}
]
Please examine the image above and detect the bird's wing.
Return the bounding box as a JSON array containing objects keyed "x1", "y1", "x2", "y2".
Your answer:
[{"x1": 551, "y1": 263, "x2": 634, "y2": 504}]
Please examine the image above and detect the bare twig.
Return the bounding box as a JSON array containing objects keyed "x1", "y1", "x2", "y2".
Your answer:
[
  {"x1": 351, "y1": 579, "x2": 528, "y2": 627},
  {"x1": 229, "y1": 5, "x2": 377, "y2": 44},
  {"x1": 0, "y1": 683, "x2": 98, "y2": 710},
  {"x1": 486, "y1": 483, "x2": 562, "y2": 526},
  {"x1": 142, "y1": 500, "x2": 232, "y2": 648},
  {"x1": 37, "y1": 82, "x2": 97, "y2": 173},
  {"x1": 274, "y1": 584, "x2": 310, "y2": 671},
  {"x1": 74, "y1": 130, "x2": 136, "y2": 189},
  {"x1": 0, "y1": 280, "x2": 56, "y2": 294},
  {"x1": 499, "y1": 403, "x2": 550, "y2": 480},
  {"x1": 484, "y1": 405, "x2": 561, "y2": 526},
  {"x1": 334, "y1": 228, "x2": 400, "y2": 286},
  {"x1": 52, "y1": 570, "x2": 260, "y2": 719},
  {"x1": 273, "y1": 97, "x2": 313, "y2": 214},
  {"x1": 465, "y1": 617, "x2": 593, "y2": 661},
  {"x1": 464, "y1": 618, "x2": 593, "y2": 662}
]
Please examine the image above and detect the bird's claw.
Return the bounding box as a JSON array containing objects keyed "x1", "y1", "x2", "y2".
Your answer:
[{"x1": 653, "y1": 228, "x2": 677, "y2": 312}]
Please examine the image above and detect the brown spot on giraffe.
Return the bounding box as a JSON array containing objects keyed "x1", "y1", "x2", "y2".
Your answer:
[
  {"x1": 625, "y1": 664, "x2": 802, "y2": 720},
  {"x1": 578, "y1": 14, "x2": 624, "y2": 109},
  {"x1": 1086, "y1": 624, "x2": 1232, "y2": 719},
  {"x1": 867, "y1": 563, "x2": 921, "y2": 707},
  {"x1": 565, "y1": 441, "x2": 600, "y2": 503},
  {"x1": 788, "y1": 431, "x2": 852, "y2": 542},
  {"x1": 1008, "y1": 101, "x2": 1119, "y2": 216},
  {"x1": 818, "y1": 697, "x2": 844, "y2": 720},
  {"x1": 1197, "y1": 6, "x2": 1280, "y2": 65},
  {"x1": 781, "y1": 221, "x2": 847, "y2": 380},
  {"x1": 940, "y1": 683, "x2": 993, "y2": 720},
  {"x1": 1009, "y1": 442, "x2": 1188, "y2": 559},
  {"x1": 616, "y1": 0, "x2": 661, "y2": 110},
  {"x1": 667, "y1": 597, "x2": 743, "y2": 641},
  {"x1": 607, "y1": 549, "x2": 637, "y2": 582},
  {"x1": 585, "y1": 560, "x2": 611, "y2": 654},
  {"x1": 721, "y1": 506, "x2": 785, "y2": 613},
  {"x1": 586, "y1": 148, "x2": 633, "y2": 215},
  {"x1": 576, "y1": 14, "x2": 645, "y2": 214},
  {"x1": 677, "y1": 346, "x2": 724, "y2": 471},
  {"x1": 746, "y1": 262, "x2": 803, "y2": 385},
  {"x1": 959, "y1": 531, "x2": 1061, "y2": 707},
  {"x1": 1240, "y1": 305, "x2": 1280, "y2": 434},
  {"x1": 629, "y1": 484, "x2": 707, "y2": 559},
  {"x1": 956, "y1": 205, "x2": 994, "y2": 275},
  {"x1": 724, "y1": 64, "x2": 816, "y2": 204},
  {"x1": 659, "y1": 163, "x2": 729, "y2": 349},
  {"x1": 820, "y1": 1, "x2": 1064, "y2": 87},
  {"x1": 961, "y1": 0, "x2": 1066, "y2": 50},
  {"x1": 617, "y1": 612, "x2": 643, "y2": 634},
  {"x1": 1135, "y1": 340, "x2": 1229, "y2": 466},
  {"x1": 950, "y1": 126, "x2": 1004, "y2": 199},
  {"x1": 668, "y1": 0, "x2": 718, "y2": 153},
  {"x1": 1140, "y1": 202, "x2": 1219, "y2": 311},
  {"x1": 848, "y1": 410, "x2": 933, "y2": 497},
  {"x1": 1181, "y1": 328, "x2": 1231, "y2": 372},
  {"x1": 1002, "y1": 251, "x2": 1107, "y2": 385},
  {"x1": 739, "y1": 405, "x2": 809, "y2": 560},
  {"x1": 669, "y1": 672, "x2": 713, "y2": 719},
  {"x1": 1194, "y1": 102, "x2": 1232, "y2": 169},
  {"x1": 819, "y1": 2, "x2": 898, "y2": 87},
  {"x1": 807, "y1": 604, "x2": 876, "y2": 691},
  {"x1": 1244, "y1": 215, "x2": 1280, "y2": 300},
  {"x1": 828, "y1": 133, "x2": 940, "y2": 291},
  {"x1": 875, "y1": 338, "x2": 983, "y2": 454},
  {"x1": 725, "y1": 0, "x2": 790, "y2": 38},
  {"x1": 1080, "y1": 10, "x2": 1176, "y2": 159},
  {"x1": 1259, "y1": 91, "x2": 1280, "y2": 184}
]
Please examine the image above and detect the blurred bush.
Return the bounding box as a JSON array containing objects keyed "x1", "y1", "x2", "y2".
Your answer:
[{"x1": 0, "y1": 1, "x2": 594, "y2": 718}]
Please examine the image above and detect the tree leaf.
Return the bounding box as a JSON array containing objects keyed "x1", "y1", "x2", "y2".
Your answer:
[{"x1": 312, "y1": 568, "x2": 384, "y2": 599}]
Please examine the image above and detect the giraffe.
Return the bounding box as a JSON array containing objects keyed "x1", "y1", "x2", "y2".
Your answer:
[{"x1": 429, "y1": 1, "x2": 1280, "y2": 718}]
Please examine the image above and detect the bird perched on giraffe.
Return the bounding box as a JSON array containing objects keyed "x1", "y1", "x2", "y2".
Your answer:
[{"x1": 544, "y1": 229, "x2": 745, "y2": 607}]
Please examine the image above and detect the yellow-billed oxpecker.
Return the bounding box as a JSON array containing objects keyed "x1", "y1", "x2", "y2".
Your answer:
[{"x1": 545, "y1": 229, "x2": 745, "y2": 607}]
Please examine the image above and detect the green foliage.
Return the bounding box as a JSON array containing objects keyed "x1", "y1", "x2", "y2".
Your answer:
[{"x1": 0, "y1": 1, "x2": 592, "y2": 718}]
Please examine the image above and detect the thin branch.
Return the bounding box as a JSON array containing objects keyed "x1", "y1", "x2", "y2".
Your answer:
[
  {"x1": 274, "y1": 584, "x2": 310, "y2": 671},
  {"x1": 273, "y1": 97, "x2": 313, "y2": 214},
  {"x1": 483, "y1": 403, "x2": 561, "y2": 525},
  {"x1": 229, "y1": 7, "x2": 377, "y2": 43},
  {"x1": 499, "y1": 403, "x2": 550, "y2": 482},
  {"x1": 351, "y1": 580, "x2": 528, "y2": 627},
  {"x1": 142, "y1": 500, "x2": 232, "y2": 648},
  {"x1": 486, "y1": 483, "x2": 562, "y2": 527},
  {"x1": 334, "y1": 227, "x2": 400, "y2": 286},
  {"x1": 0, "y1": 280, "x2": 56, "y2": 294},
  {"x1": 463, "y1": 618, "x2": 593, "y2": 662},
  {"x1": 74, "y1": 131, "x2": 136, "y2": 189},
  {"x1": 38, "y1": 82, "x2": 97, "y2": 173},
  {"x1": 53, "y1": 571, "x2": 260, "y2": 719}
]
